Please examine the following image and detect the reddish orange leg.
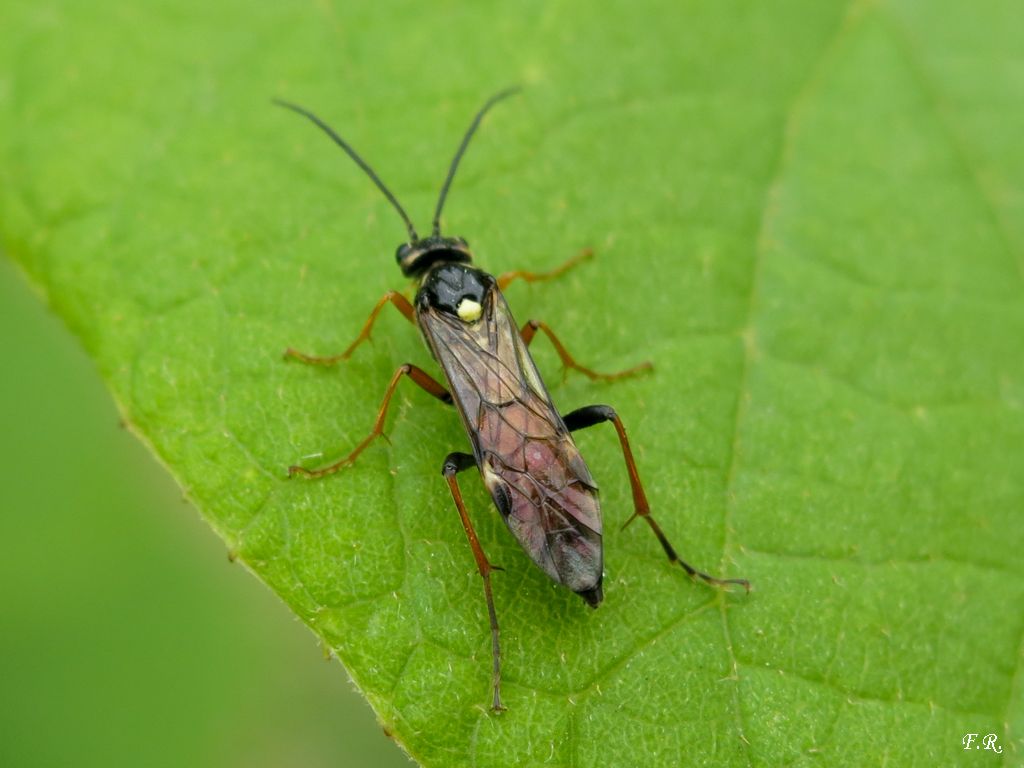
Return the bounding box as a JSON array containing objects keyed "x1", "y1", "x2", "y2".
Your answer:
[
  {"x1": 284, "y1": 290, "x2": 415, "y2": 365},
  {"x1": 288, "y1": 364, "x2": 450, "y2": 479},
  {"x1": 562, "y1": 405, "x2": 750, "y2": 593},
  {"x1": 443, "y1": 451, "x2": 506, "y2": 712},
  {"x1": 496, "y1": 247, "x2": 594, "y2": 290},
  {"x1": 520, "y1": 320, "x2": 652, "y2": 381}
]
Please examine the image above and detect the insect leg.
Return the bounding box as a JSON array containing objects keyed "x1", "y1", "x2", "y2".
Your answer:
[
  {"x1": 562, "y1": 405, "x2": 750, "y2": 593},
  {"x1": 520, "y1": 320, "x2": 652, "y2": 381},
  {"x1": 288, "y1": 364, "x2": 451, "y2": 479},
  {"x1": 496, "y1": 247, "x2": 593, "y2": 290},
  {"x1": 442, "y1": 451, "x2": 506, "y2": 712},
  {"x1": 284, "y1": 290, "x2": 415, "y2": 365}
]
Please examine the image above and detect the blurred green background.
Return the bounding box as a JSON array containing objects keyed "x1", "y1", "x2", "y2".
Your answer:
[{"x1": 0, "y1": 257, "x2": 410, "y2": 767}]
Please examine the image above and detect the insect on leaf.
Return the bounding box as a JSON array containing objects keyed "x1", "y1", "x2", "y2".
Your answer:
[{"x1": 1, "y1": 0, "x2": 1023, "y2": 766}]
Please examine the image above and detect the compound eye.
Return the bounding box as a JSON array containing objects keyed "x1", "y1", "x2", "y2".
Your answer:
[{"x1": 395, "y1": 243, "x2": 411, "y2": 265}]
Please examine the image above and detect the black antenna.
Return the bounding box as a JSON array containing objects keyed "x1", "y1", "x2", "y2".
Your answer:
[
  {"x1": 431, "y1": 87, "x2": 521, "y2": 237},
  {"x1": 273, "y1": 98, "x2": 419, "y2": 242}
]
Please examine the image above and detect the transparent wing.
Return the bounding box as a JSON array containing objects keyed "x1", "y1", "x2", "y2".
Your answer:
[{"x1": 419, "y1": 284, "x2": 603, "y2": 594}]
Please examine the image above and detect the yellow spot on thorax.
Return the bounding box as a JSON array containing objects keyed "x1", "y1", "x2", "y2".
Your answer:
[{"x1": 457, "y1": 298, "x2": 482, "y2": 322}]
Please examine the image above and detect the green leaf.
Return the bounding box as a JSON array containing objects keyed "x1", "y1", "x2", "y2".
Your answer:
[{"x1": 2, "y1": 0, "x2": 1022, "y2": 765}]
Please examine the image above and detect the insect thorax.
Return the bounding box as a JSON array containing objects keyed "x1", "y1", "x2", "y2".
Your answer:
[{"x1": 416, "y1": 261, "x2": 495, "y2": 320}]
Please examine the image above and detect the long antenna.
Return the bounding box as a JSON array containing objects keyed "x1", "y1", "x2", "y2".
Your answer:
[
  {"x1": 431, "y1": 87, "x2": 521, "y2": 237},
  {"x1": 273, "y1": 98, "x2": 419, "y2": 242}
]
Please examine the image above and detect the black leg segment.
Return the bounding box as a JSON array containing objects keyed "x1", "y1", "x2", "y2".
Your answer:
[{"x1": 562, "y1": 405, "x2": 750, "y2": 593}]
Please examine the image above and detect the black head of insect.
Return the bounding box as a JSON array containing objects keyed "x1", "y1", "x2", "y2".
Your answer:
[{"x1": 273, "y1": 88, "x2": 519, "y2": 280}]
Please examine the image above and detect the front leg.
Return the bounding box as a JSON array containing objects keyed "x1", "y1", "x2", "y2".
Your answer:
[
  {"x1": 562, "y1": 405, "x2": 749, "y2": 592},
  {"x1": 285, "y1": 290, "x2": 415, "y2": 365}
]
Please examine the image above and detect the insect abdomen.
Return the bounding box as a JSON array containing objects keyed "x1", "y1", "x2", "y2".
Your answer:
[{"x1": 479, "y1": 423, "x2": 604, "y2": 602}]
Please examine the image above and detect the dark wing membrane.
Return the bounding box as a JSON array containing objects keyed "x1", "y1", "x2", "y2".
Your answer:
[{"x1": 419, "y1": 284, "x2": 603, "y2": 593}]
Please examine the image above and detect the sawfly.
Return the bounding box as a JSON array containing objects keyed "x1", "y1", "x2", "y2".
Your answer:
[{"x1": 276, "y1": 89, "x2": 749, "y2": 711}]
